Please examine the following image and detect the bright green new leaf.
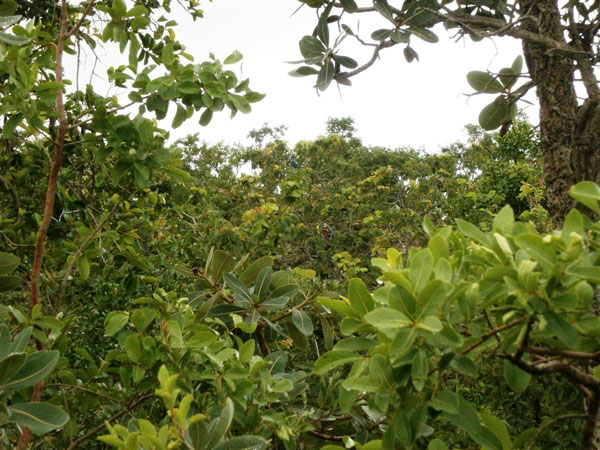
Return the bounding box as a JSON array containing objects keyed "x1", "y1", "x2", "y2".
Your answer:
[{"x1": 348, "y1": 278, "x2": 374, "y2": 317}]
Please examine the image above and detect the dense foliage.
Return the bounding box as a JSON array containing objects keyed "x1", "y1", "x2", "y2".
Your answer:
[{"x1": 1, "y1": 1, "x2": 600, "y2": 449}]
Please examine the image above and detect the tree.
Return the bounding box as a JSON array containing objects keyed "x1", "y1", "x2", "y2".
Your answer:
[
  {"x1": 290, "y1": 0, "x2": 600, "y2": 224},
  {"x1": 0, "y1": 0, "x2": 263, "y2": 447}
]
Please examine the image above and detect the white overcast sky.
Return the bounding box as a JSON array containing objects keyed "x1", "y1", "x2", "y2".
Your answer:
[{"x1": 86, "y1": 0, "x2": 538, "y2": 151}]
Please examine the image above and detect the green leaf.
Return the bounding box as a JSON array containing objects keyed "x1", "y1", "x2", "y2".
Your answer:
[
  {"x1": 299, "y1": 35, "x2": 326, "y2": 59},
  {"x1": 171, "y1": 103, "x2": 187, "y2": 129},
  {"x1": 503, "y1": 360, "x2": 531, "y2": 393},
  {"x1": 0, "y1": 352, "x2": 26, "y2": 384},
  {"x1": 104, "y1": 311, "x2": 129, "y2": 337},
  {"x1": 561, "y1": 209, "x2": 584, "y2": 243},
  {"x1": 333, "y1": 55, "x2": 358, "y2": 69},
  {"x1": 456, "y1": 219, "x2": 490, "y2": 245},
  {"x1": 224, "y1": 50, "x2": 243, "y2": 64},
  {"x1": 254, "y1": 267, "x2": 272, "y2": 301},
  {"x1": 199, "y1": 108, "x2": 213, "y2": 126},
  {"x1": 2, "y1": 113, "x2": 22, "y2": 137},
  {"x1": 223, "y1": 273, "x2": 252, "y2": 307},
  {"x1": 0, "y1": 252, "x2": 19, "y2": 275},
  {"x1": 240, "y1": 256, "x2": 273, "y2": 284},
  {"x1": 317, "y1": 296, "x2": 358, "y2": 318},
  {"x1": 364, "y1": 308, "x2": 412, "y2": 330},
  {"x1": 409, "y1": 249, "x2": 433, "y2": 293},
  {"x1": 123, "y1": 334, "x2": 142, "y2": 363},
  {"x1": 162, "y1": 43, "x2": 174, "y2": 65},
  {"x1": 481, "y1": 413, "x2": 512, "y2": 450},
  {"x1": 317, "y1": 60, "x2": 335, "y2": 91},
  {"x1": 416, "y1": 316, "x2": 443, "y2": 333},
  {"x1": 512, "y1": 428, "x2": 538, "y2": 449},
  {"x1": 9, "y1": 402, "x2": 69, "y2": 435},
  {"x1": 467, "y1": 71, "x2": 504, "y2": 93},
  {"x1": 411, "y1": 349, "x2": 428, "y2": 391},
  {"x1": 291, "y1": 308, "x2": 313, "y2": 336},
  {"x1": 515, "y1": 234, "x2": 556, "y2": 270},
  {"x1": 206, "y1": 398, "x2": 234, "y2": 449},
  {"x1": 313, "y1": 351, "x2": 362, "y2": 375},
  {"x1": 493, "y1": 205, "x2": 514, "y2": 235},
  {"x1": 348, "y1": 278, "x2": 374, "y2": 317},
  {"x1": 479, "y1": 96, "x2": 510, "y2": 130},
  {"x1": 511, "y1": 55, "x2": 523, "y2": 75},
  {"x1": 428, "y1": 439, "x2": 448, "y2": 450},
  {"x1": 450, "y1": 355, "x2": 477, "y2": 377},
  {"x1": 289, "y1": 66, "x2": 320, "y2": 77},
  {"x1": 0, "y1": 31, "x2": 30, "y2": 45},
  {"x1": 229, "y1": 94, "x2": 251, "y2": 114},
  {"x1": 0, "y1": 15, "x2": 20, "y2": 27},
  {"x1": 76, "y1": 255, "x2": 90, "y2": 281},
  {"x1": 543, "y1": 310, "x2": 580, "y2": 348},
  {"x1": 0, "y1": 276, "x2": 21, "y2": 292},
  {"x1": 213, "y1": 436, "x2": 267, "y2": 450},
  {"x1": 373, "y1": 0, "x2": 394, "y2": 21},
  {"x1": 566, "y1": 266, "x2": 600, "y2": 284},
  {"x1": 0, "y1": 350, "x2": 59, "y2": 391},
  {"x1": 407, "y1": 26, "x2": 439, "y2": 43},
  {"x1": 371, "y1": 29, "x2": 392, "y2": 41},
  {"x1": 430, "y1": 390, "x2": 459, "y2": 414},
  {"x1": 570, "y1": 181, "x2": 600, "y2": 213},
  {"x1": 209, "y1": 250, "x2": 236, "y2": 283}
]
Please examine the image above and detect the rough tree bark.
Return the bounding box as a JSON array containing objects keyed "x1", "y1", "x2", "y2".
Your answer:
[{"x1": 518, "y1": 0, "x2": 600, "y2": 226}]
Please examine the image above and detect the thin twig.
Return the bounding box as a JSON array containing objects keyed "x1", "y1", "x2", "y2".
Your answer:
[
  {"x1": 66, "y1": 393, "x2": 154, "y2": 450},
  {"x1": 526, "y1": 414, "x2": 585, "y2": 450},
  {"x1": 58, "y1": 197, "x2": 123, "y2": 306}
]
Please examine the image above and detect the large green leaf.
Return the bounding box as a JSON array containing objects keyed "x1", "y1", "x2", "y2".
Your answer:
[
  {"x1": 364, "y1": 308, "x2": 412, "y2": 330},
  {"x1": 467, "y1": 71, "x2": 504, "y2": 93},
  {"x1": 0, "y1": 252, "x2": 19, "y2": 275},
  {"x1": 299, "y1": 35, "x2": 326, "y2": 59},
  {"x1": 254, "y1": 267, "x2": 272, "y2": 301},
  {"x1": 478, "y1": 96, "x2": 509, "y2": 130},
  {"x1": 213, "y1": 436, "x2": 267, "y2": 450},
  {"x1": 348, "y1": 278, "x2": 374, "y2": 317},
  {"x1": 0, "y1": 31, "x2": 30, "y2": 45},
  {"x1": 409, "y1": 249, "x2": 433, "y2": 293},
  {"x1": 543, "y1": 310, "x2": 580, "y2": 348},
  {"x1": 515, "y1": 234, "x2": 556, "y2": 270},
  {"x1": 209, "y1": 250, "x2": 236, "y2": 283},
  {"x1": 291, "y1": 308, "x2": 313, "y2": 336},
  {"x1": 0, "y1": 350, "x2": 59, "y2": 391},
  {"x1": 313, "y1": 351, "x2": 362, "y2": 375},
  {"x1": 0, "y1": 275, "x2": 21, "y2": 292},
  {"x1": 206, "y1": 398, "x2": 234, "y2": 449},
  {"x1": 0, "y1": 14, "x2": 20, "y2": 27},
  {"x1": 9, "y1": 402, "x2": 69, "y2": 435},
  {"x1": 569, "y1": 181, "x2": 600, "y2": 213},
  {"x1": 0, "y1": 352, "x2": 26, "y2": 383},
  {"x1": 503, "y1": 360, "x2": 531, "y2": 393},
  {"x1": 240, "y1": 256, "x2": 273, "y2": 284}
]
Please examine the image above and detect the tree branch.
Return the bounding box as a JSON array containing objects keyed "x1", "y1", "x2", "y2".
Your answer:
[
  {"x1": 65, "y1": 0, "x2": 95, "y2": 39},
  {"x1": 526, "y1": 413, "x2": 586, "y2": 450},
  {"x1": 58, "y1": 196, "x2": 123, "y2": 306},
  {"x1": 65, "y1": 393, "x2": 154, "y2": 450}
]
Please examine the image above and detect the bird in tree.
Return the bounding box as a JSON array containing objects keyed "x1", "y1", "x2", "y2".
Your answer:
[
  {"x1": 290, "y1": 159, "x2": 299, "y2": 169},
  {"x1": 321, "y1": 223, "x2": 334, "y2": 239}
]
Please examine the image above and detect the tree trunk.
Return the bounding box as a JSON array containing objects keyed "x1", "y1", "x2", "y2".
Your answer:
[{"x1": 519, "y1": 0, "x2": 579, "y2": 226}]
